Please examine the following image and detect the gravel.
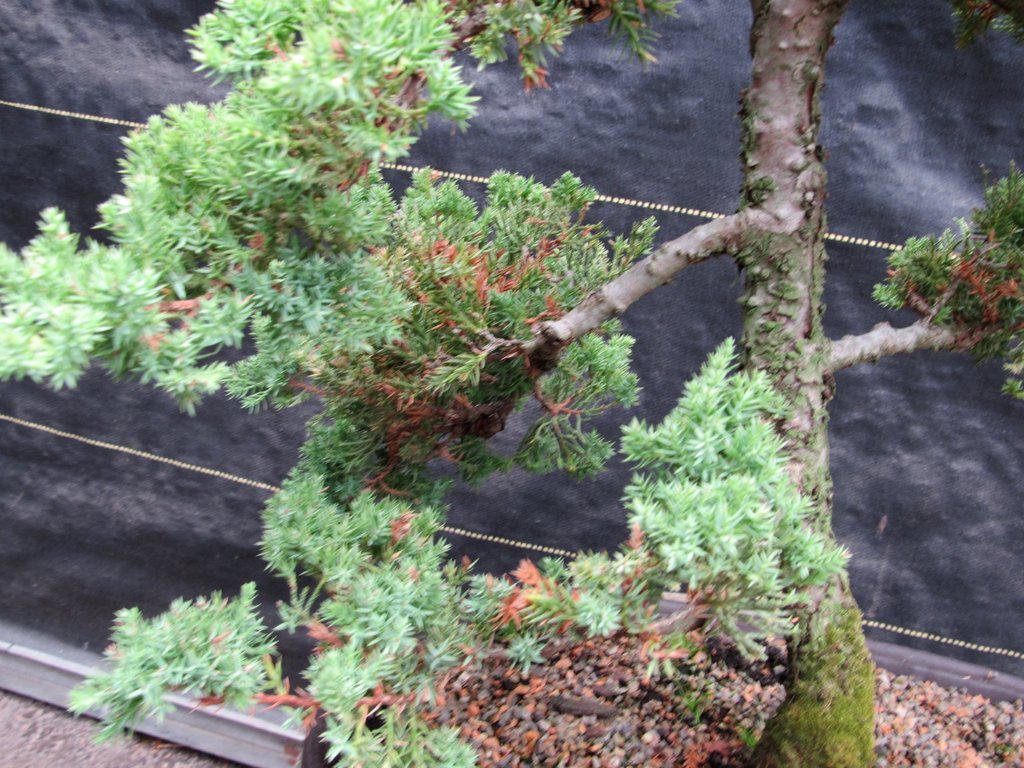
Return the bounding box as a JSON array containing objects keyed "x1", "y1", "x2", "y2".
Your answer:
[
  {"x1": 426, "y1": 633, "x2": 1024, "y2": 767},
  {"x1": 1, "y1": 642, "x2": 1022, "y2": 766},
  {"x1": 874, "y1": 668, "x2": 1024, "y2": 767},
  {"x1": 425, "y1": 633, "x2": 786, "y2": 767},
  {"x1": 0, "y1": 690, "x2": 233, "y2": 768}
]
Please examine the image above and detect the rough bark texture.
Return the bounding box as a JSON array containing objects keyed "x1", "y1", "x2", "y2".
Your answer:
[{"x1": 734, "y1": 2, "x2": 875, "y2": 766}]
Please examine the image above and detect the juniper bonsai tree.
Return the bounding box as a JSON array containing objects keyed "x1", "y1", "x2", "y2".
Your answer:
[{"x1": 1, "y1": 0, "x2": 1022, "y2": 766}]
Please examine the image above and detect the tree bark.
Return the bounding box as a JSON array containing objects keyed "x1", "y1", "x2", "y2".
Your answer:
[
  {"x1": 735, "y1": 2, "x2": 875, "y2": 766},
  {"x1": 828, "y1": 319, "x2": 961, "y2": 370},
  {"x1": 527, "y1": 209, "x2": 767, "y2": 370}
]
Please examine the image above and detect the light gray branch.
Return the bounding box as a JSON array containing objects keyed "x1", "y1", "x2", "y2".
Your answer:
[
  {"x1": 653, "y1": 591, "x2": 709, "y2": 635},
  {"x1": 828, "y1": 319, "x2": 962, "y2": 371},
  {"x1": 525, "y1": 209, "x2": 768, "y2": 369}
]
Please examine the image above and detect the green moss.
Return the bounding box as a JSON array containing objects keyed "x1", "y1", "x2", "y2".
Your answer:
[
  {"x1": 744, "y1": 175, "x2": 776, "y2": 207},
  {"x1": 753, "y1": 602, "x2": 875, "y2": 768}
]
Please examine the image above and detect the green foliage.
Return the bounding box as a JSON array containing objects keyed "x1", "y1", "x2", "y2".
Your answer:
[
  {"x1": 874, "y1": 167, "x2": 1024, "y2": 399},
  {"x1": 224, "y1": 166, "x2": 645, "y2": 763},
  {"x1": 62, "y1": 338, "x2": 845, "y2": 761},
  {"x1": 0, "y1": 0, "x2": 909, "y2": 762},
  {"x1": 263, "y1": 478, "x2": 477, "y2": 764},
  {"x1": 68, "y1": 584, "x2": 273, "y2": 739},
  {"x1": 0, "y1": 208, "x2": 245, "y2": 412},
  {"x1": 467, "y1": 0, "x2": 677, "y2": 87},
  {"x1": 283, "y1": 170, "x2": 643, "y2": 499},
  {"x1": 952, "y1": 0, "x2": 1024, "y2": 46},
  {"x1": 506, "y1": 632, "x2": 547, "y2": 672},
  {"x1": 320, "y1": 701, "x2": 477, "y2": 768},
  {"x1": 598, "y1": 0, "x2": 679, "y2": 62},
  {"x1": 0, "y1": 0, "x2": 674, "y2": 413},
  {"x1": 468, "y1": 0, "x2": 580, "y2": 88},
  {"x1": 462, "y1": 543, "x2": 660, "y2": 649},
  {"x1": 453, "y1": 342, "x2": 844, "y2": 672},
  {"x1": 261, "y1": 476, "x2": 448, "y2": 584},
  {"x1": 620, "y1": 340, "x2": 848, "y2": 654},
  {"x1": 0, "y1": 0, "x2": 475, "y2": 411}
]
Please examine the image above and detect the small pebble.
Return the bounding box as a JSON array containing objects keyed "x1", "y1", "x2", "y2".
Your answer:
[{"x1": 423, "y1": 634, "x2": 1024, "y2": 767}]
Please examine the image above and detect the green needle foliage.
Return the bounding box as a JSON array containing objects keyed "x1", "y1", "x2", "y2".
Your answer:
[
  {"x1": 467, "y1": 0, "x2": 676, "y2": 86},
  {"x1": 68, "y1": 583, "x2": 273, "y2": 740},
  {"x1": 0, "y1": 0, "x2": 475, "y2": 413},
  {"x1": 243, "y1": 169, "x2": 647, "y2": 501},
  {"x1": 0, "y1": 0, "x2": 672, "y2": 415},
  {"x1": 451, "y1": 342, "x2": 847, "y2": 666},
  {"x1": 875, "y1": 166, "x2": 1024, "y2": 398},
  {"x1": 0, "y1": 0, "x2": 674, "y2": 760},
  {"x1": 952, "y1": 0, "x2": 1024, "y2": 45},
  {"x1": 5, "y1": 0, "x2": 1017, "y2": 765},
  {"x1": 620, "y1": 340, "x2": 848, "y2": 655}
]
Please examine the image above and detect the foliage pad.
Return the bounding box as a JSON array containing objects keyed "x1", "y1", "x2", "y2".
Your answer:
[
  {"x1": 621, "y1": 340, "x2": 848, "y2": 654},
  {"x1": 875, "y1": 166, "x2": 1024, "y2": 399},
  {"x1": 68, "y1": 584, "x2": 273, "y2": 739}
]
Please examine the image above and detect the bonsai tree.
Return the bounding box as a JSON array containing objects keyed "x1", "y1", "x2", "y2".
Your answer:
[{"x1": 1, "y1": 0, "x2": 1022, "y2": 766}]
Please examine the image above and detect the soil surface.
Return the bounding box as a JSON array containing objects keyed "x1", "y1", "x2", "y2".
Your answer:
[
  {"x1": 874, "y1": 669, "x2": 1024, "y2": 768},
  {"x1": 2, "y1": 641, "x2": 1022, "y2": 767},
  {"x1": 426, "y1": 634, "x2": 785, "y2": 767},
  {"x1": 427, "y1": 634, "x2": 1024, "y2": 767},
  {"x1": 0, "y1": 689, "x2": 234, "y2": 768}
]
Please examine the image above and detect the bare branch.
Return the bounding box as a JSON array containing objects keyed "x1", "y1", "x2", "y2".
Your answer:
[
  {"x1": 828, "y1": 319, "x2": 963, "y2": 372},
  {"x1": 653, "y1": 591, "x2": 709, "y2": 635},
  {"x1": 524, "y1": 209, "x2": 768, "y2": 370},
  {"x1": 450, "y1": 5, "x2": 489, "y2": 50}
]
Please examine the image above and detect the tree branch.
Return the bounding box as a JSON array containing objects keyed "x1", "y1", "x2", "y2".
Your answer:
[
  {"x1": 525, "y1": 209, "x2": 768, "y2": 369},
  {"x1": 450, "y1": 5, "x2": 489, "y2": 50},
  {"x1": 828, "y1": 319, "x2": 963, "y2": 371},
  {"x1": 653, "y1": 590, "x2": 709, "y2": 635}
]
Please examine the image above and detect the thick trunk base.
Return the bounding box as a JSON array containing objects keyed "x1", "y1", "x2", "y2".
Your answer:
[{"x1": 753, "y1": 587, "x2": 875, "y2": 768}]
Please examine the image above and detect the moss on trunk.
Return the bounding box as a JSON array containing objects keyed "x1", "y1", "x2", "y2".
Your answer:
[
  {"x1": 736, "y1": 2, "x2": 874, "y2": 766},
  {"x1": 753, "y1": 583, "x2": 875, "y2": 768}
]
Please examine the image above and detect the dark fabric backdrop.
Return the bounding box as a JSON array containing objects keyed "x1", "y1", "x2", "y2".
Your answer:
[{"x1": 1, "y1": 0, "x2": 1022, "y2": 674}]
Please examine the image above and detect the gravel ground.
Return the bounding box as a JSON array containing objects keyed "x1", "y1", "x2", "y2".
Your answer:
[
  {"x1": 427, "y1": 633, "x2": 1024, "y2": 767},
  {"x1": 426, "y1": 634, "x2": 786, "y2": 767},
  {"x1": 875, "y1": 669, "x2": 1024, "y2": 767},
  {"x1": 0, "y1": 690, "x2": 234, "y2": 768}
]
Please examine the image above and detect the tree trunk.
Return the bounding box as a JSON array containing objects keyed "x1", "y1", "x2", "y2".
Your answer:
[
  {"x1": 301, "y1": 712, "x2": 331, "y2": 768},
  {"x1": 735, "y1": 2, "x2": 874, "y2": 766},
  {"x1": 753, "y1": 579, "x2": 875, "y2": 768}
]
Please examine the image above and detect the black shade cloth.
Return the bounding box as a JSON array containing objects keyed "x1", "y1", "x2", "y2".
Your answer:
[{"x1": 1, "y1": 0, "x2": 1022, "y2": 674}]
